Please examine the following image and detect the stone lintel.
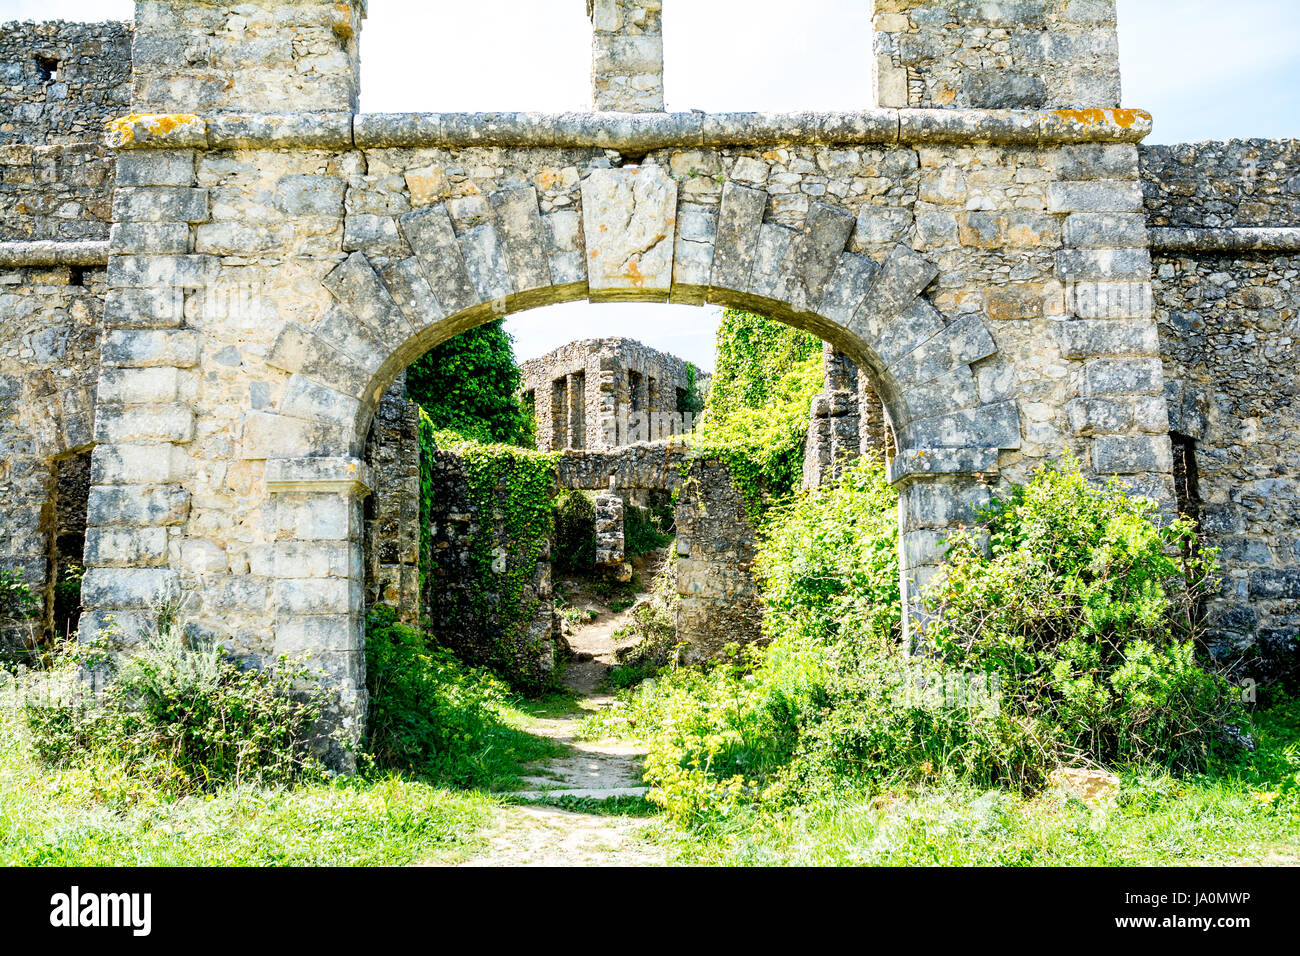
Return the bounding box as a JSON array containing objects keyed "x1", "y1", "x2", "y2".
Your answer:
[
  {"x1": 1148, "y1": 227, "x2": 1300, "y2": 253},
  {"x1": 0, "y1": 240, "x2": 110, "y2": 268},
  {"x1": 266, "y1": 457, "x2": 372, "y2": 498},
  {"x1": 107, "y1": 109, "x2": 1153, "y2": 151}
]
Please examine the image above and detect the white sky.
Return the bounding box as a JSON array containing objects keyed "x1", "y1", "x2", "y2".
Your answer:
[{"x1": 3, "y1": 0, "x2": 1297, "y2": 369}]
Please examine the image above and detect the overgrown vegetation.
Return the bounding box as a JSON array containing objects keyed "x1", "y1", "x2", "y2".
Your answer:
[
  {"x1": 406, "y1": 319, "x2": 533, "y2": 447},
  {"x1": 586, "y1": 457, "x2": 1248, "y2": 826},
  {"x1": 20, "y1": 609, "x2": 326, "y2": 792},
  {"x1": 552, "y1": 489, "x2": 596, "y2": 572},
  {"x1": 625, "y1": 502, "x2": 674, "y2": 557},
  {"x1": 691, "y1": 310, "x2": 824, "y2": 518},
  {"x1": 419, "y1": 417, "x2": 561, "y2": 691},
  {"x1": 363, "y1": 606, "x2": 560, "y2": 789}
]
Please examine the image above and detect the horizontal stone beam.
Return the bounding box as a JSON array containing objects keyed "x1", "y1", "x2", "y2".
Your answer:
[
  {"x1": 1148, "y1": 227, "x2": 1300, "y2": 253},
  {"x1": 0, "y1": 240, "x2": 110, "y2": 268},
  {"x1": 266, "y1": 456, "x2": 372, "y2": 497},
  {"x1": 105, "y1": 108, "x2": 1153, "y2": 151}
]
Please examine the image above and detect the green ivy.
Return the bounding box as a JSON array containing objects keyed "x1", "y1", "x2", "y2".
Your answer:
[
  {"x1": 406, "y1": 319, "x2": 534, "y2": 447},
  {"x1": 689, "y1": 310, "x2": 825, "y2": 522},
  {"x1": 420, "y1": 419, "x2": 559, "y2": 690}
]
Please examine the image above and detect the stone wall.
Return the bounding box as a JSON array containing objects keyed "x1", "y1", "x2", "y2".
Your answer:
[
  {"x1": 675, "y1": 457, "x2": 763, "y2": 658},
  {"x1": 0, "y1": 142, "x2": 115, "y2": 241},
  {"x1": 519, "y1": 337, "x2": 694, "y2": 452},
  {"x1": 8, "y1": 0, "x2": 1289, "y2": 754},
  {"x1": 0, "y1": 20, "x2": 132, "y2": 145},
  {"x1": 803, "y1": 342, "x2": 893, "y2": 489},
  {"x1": 1142, "y1": 139, "x2": 1300, "y2": 678},
  {"x1": 0, "y1": 265, "x2": 103, "y2": 648},
  {"x1": 588, "y1": 0, "x2": 664, "y2": 113},
  {"x1": 556, "y1": 440, "x2": 688, "y2": 492},
  {"x1": 129, "y1": 0, "x2": 363, "y2": 116},
  {"x1": 422, "y1": 449, "x2": 563, "y2": 688},
  {"x1": 362, "y1": 375, "x2": 419, "y2": 620},
  {"x1": 871, "y1": 0, "x2": 1121, "y2": 110}
]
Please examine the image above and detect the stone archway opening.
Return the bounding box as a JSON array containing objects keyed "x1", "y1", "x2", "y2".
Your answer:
[{"x1": 354, "y1": 294, "x2": 910, "y2": 697}]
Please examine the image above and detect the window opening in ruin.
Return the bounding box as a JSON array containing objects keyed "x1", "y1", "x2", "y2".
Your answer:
[
  {"x1": 628, "y1": 369, "x2": 643, "y2": 412},
  {"x1": 68, "y1": 266, "x2": 85, "y2": 287},
  {"x1": 50, "y1": 449, "x2": 91, "y2": 642},
  {"x1": 1170, "y1": 432, "x2": 1201, "y2": 525},
  {"x1": 35, "y1": 55, "x2": 59, "y2": 83}
]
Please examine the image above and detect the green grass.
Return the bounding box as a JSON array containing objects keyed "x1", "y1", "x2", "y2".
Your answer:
[
  {"x1": 654, "y1": 698, "x2": 1300, "y2": 866},
  {"x1": 0, "y1": 670, "x2": 551, "y2": 866},
  {"x1": 0, "y1": 748, "x2": 495, "y2": 866}
]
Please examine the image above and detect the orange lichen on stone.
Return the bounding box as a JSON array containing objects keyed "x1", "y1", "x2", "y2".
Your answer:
[
  {"x1": 1050, "y1": 108, "x2": 1151, "y2": 129},
  {"x1": 106, "y1": 113, "x2": 203, "y2": 146}
]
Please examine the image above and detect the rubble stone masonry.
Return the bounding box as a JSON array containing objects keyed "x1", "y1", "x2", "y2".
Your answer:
[{"x1": 0, "y1": 0, "x2": 1294, "y2": 755}]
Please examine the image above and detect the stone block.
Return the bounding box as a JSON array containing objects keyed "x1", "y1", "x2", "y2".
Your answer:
[
  {"x1": 399, "y1": 204, "x2": 480, "y2": 316},
  {"x1": 581, "y1": 165, "x2": 677, "y2": 301},
  {"x1": 1091, "y1": 435, "x2": 1174, "y2": 475},
  {"x1": 87, "y1": 484, "x2": 191, "y2": 527},
  {"x1": 81, "y1": 567, "x2": 180, "y2": 611},
  {"x1": 112, "y1": 186, "x2": 210, "y2": 223},
  {"x1": 93, "y1": 404, "x2": 196, "y2": 444},
  {"x1": 100, "y1": 329, "x2": 202, "y2": 368},
  {"x1": 1046, "y1": 180, "x2": 1143, "y2": 213}
]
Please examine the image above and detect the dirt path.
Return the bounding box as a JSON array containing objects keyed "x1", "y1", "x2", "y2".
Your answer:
[{"x1": 454, "y1": 562, "x2": 672, "y2": 867}]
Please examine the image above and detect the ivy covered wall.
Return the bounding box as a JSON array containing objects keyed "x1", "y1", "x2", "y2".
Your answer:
[{"x1": 419, "y1": 420, "x2": 564, "y2": 691}]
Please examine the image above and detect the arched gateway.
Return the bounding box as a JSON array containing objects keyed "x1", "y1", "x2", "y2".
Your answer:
[{"x1": 61, "y1": 0, "x2": 1178, "y2": 763}]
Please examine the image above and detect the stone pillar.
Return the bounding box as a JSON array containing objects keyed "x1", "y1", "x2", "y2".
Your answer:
[
  {"x1": 363, "y1": 375, "x2": 420, "y2": 621},
  {"x1": 675, "y1": 458, "x2": 763, "y2": 658},
  {"x1": 871, "y1": 0, "x2": 1121, "y2": 109},
  {"x1": 594, "y1": 487, "x2": 626, "y2": 567},
  {"x1": 803, "y1": 344, "x2": 865, "y2": 490},
  {"x1": 130, "y1": 0, "x2": 365, "y2": 115},
  {"x1": 80, "y1": 144, "x2": 205, "y2": 651},
  {"x1": 588, "y1": 0, "x2": 665, "y2": 113},
  {"x1": 266, "y1": 457, "x2": 370, "y2": 771},
  {"x1": 893, "y1": 465, "x2": 993, "y2": 651}
]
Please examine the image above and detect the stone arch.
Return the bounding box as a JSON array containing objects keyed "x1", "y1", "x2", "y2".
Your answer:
[{"x1": 255, "y1": 167, "x2": 1021, "y2": 753}]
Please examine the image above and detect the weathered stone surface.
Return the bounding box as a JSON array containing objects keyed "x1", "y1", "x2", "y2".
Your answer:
[{"x1": 581, "y1": 165, "x2": 677, "y2": 301}]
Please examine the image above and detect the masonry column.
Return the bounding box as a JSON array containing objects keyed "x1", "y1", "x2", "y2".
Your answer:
[
  {"x1": 871, "y1": 0, "x2": 1121, "y2": 109},
  {"x1": 891, "y1": 453, "x2": 996, "y2": 650},
  {"x1": 588, "y1": 0, "x2": 665, "y2": 112},
  {"x1": 266, "y1": 457, "x2": 370, "y2": 770}
]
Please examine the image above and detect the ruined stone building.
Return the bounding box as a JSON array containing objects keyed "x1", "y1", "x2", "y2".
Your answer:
[
  {"x1": 0, "y1": 0, "x2": 1295, "y2": 760},
  {"x1": 519, "y1": 336, "x2": 697, "y2": 452}
]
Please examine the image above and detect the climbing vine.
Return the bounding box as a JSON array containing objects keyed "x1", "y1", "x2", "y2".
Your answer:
[
  {"x1": 689, "y1": 310, "x2": 825, "y2": 522},
  {"x1": 419, "y1": 409, "x2": 560, "y2": 690}
]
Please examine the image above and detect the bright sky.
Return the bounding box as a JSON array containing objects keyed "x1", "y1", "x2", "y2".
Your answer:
[{"x1": 4, "y1": 0, "x2": 1297, "y2": 369}]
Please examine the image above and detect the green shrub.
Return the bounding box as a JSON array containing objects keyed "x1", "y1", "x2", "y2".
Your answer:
[
  {"x1": 690, "y1": 310, "x2": 826, "y2": 520},
  {"x1": 923, "y1": 457, "x2": 1239, "y2": 781},
  {"x1": 625, "y1": 503, "x2": 673, "y2": 557},
  {"x1": 22, "y1": 611, "x2": 327, "y2": 790},
  {"x1": 363, "y1": 606, "x2": 557, "y2": 789},
  {"x1": 588, "y1": 456, "x2": 1245, "y2": 824},
  {"x1": 552, "y1": 490, "x2": 596, "y2": 571},
  {"x1": 0, "y1": 568, "x2": 39, "y2": 621}
]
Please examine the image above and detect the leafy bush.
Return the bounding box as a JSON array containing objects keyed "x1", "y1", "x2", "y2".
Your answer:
[
  {"x1": 406, "y1": 319, "x2": 533, "y2": 447},
  {"x1": 923, "y1": 457, "x2": 1239, "y2": 780},
  {"x1": 22, "y1": 611, "x2": 327, "y2": 790},
  {"x1": 0, "y1": 568, "x2": 39, "y2": 622},
  {"x1": 608, "y1": 551, "x2": 686, "y2": 686},
  {"x1": 690, "y1": 311, "x2": 825, "y2": 519},
  {"x1": 625, "y1": 503, "x2": 673, "y2": 557},
  {"x1": 363, "y1": 606, "x2": 557, "y2": 789},
  {"x1": 552, "y1": 490, "x2": 596, "y2": 571},
  {"x1": 587, "y1": 457, "x2": 1245, "y2": 824}
]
